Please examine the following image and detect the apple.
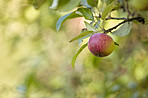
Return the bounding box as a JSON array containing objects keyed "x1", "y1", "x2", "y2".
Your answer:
[{"x1": 88, "y1": 33, "x2": 114, "y2": 57}]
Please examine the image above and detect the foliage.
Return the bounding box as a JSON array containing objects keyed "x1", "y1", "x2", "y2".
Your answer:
[{"x1": 71, "y1": 43, "x2": 88, "y2": 69}]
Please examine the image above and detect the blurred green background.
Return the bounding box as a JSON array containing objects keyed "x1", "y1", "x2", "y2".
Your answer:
[{"x1": 0, "y1": 0, "x2": 148, "y2": 98}]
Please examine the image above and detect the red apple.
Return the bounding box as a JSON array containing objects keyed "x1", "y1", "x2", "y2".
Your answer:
[{"x1": 88, "y1": 33, "x2": 114, "y2": 57}]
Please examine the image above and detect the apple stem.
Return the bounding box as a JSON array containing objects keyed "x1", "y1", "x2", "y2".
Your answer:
[{"x1": 114, "y1": 42, "x2": 119, "y2": 46}]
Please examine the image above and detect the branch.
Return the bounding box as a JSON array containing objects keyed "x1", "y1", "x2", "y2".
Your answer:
[
  {"x1": 104, "y1": 16, "x2": 145, "y2": 34},
  {"x1": 106, "y1": 17, "x2": 126, "y2": 20},
  {"x1": 125, "y1": 0, "x2": 131, "y2": 17}
]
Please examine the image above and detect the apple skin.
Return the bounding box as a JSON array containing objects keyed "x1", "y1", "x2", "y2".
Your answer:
[{"x1": 88, "y1": 33, "x2": 114, "y2": 57}]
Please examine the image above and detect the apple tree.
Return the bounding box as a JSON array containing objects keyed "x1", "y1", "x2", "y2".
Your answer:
[{"x1": 31, "y1": 0, "x2": 148, "y2": 68}]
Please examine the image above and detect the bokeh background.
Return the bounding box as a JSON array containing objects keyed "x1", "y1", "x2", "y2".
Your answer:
[{"x1": 0, "y1": 0, "x2": 148, "y2": 98}]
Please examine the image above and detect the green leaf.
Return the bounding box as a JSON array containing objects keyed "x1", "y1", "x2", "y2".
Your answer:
[
  {"x1": 77, "y1": 34, "x2": 90, "y2": 45},
  {"x1": 56, "y1": 11, "x2": 82, "y2": 31},
  {"x1": 57, "y1": 0, "x2": 81, "y2": 12},
  {"x1": 112, "y1": 22, "x2": 132, "y2": 37},
  {"x1": 56, "y1": 7, "x2": 94, "y2": 31},
  {"x1": 94, "y1": 19, "x2": 101, "y2": 29},
  {"x1": 106, "y1": 0, "x2": 115, "y2": 5},
  {"x1": 49, "y1": 0, "x2": 58, "y2": 9},
  {"x1": 77, "y1": 8, "x2": 94, "y2": 21},
  {"x1": 84, "y1": 21, "x2": 97, "y2": 31},
  {"x1": 87, "y1": 0, "x2": 98, "y2": 7},
  {"x1": 33, "y1": 0, "x2": 47, "y2": 9},
  {"x1": 113, "y1": 3, "x2": 121, "y2": 10},
  {"x1": 69, "y1": 31, "x2": 94, "y2": 42},
  {"x1": 101, "y1": 1, "x2": 114, "y2": 20},
  {"x1": 77, "y1": 29, "x2": 89, "y2": 45},
  {"x1": 71, "y1": 43, "x2": 88, "y2": 69}
]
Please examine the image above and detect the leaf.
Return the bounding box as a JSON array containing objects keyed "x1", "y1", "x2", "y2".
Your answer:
[
  {"x1": 113, "y1": 3, "x2": 121, "y2": 10},
  {"x1": 112, "y1": 22, "x2": 133, "y2": 37},
  {"x1": 69, "y1": 31, "x2": 94, "y2": 42},
  {"x1": 101, "y1": 1, "x2": 114, "y2": 20},
  {"x1": 56, "y1": 11, "x2": 82, "y2": 31},
  {"x1": 49, "y1": 0, "x2": 58, "y2": 9},
  {"x1": 90, "y1": 20, "x2": 101, "y2": 29},
  {"x1": 77, "y1": 8, "x2": 94, "y2": 21},
  {"x1": 77, "y1": 29, "x2": 89, "y2": 45},
  {"x1": 84, "y1": 21, "x2": 97, "y2": 31},
  {"x1": 56, "y1": 7, "x2": 95, "y2": 31},
  {"x1": 77, "y1": 34, "x2": 90, "y2": 45},
  {"x1": 71, "y1": 43, "x2": 88, "y2": 69},
  {"x1": 106, "y1": 0, "x2": 115, "y2": 5},
  {"x1": 87, "y1": 0, "x2": 98, "y2": 7},
  {"x1": 94, "y1": 19, "x2": 101, "y2": 29},
  {"x1": 57, "y1": 0, "x2": 81, "y2": 12}
]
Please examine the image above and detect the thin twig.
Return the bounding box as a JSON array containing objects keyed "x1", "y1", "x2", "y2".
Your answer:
[
  {"x1": 122, "y1": 0, "x2": 126, "y2": 12},
  {"x1": 126, "y1": 0, "x2": 131, "y2": 18},
  {"x1": 106, "y1": 17, "x2": 126, "y2": 20}
]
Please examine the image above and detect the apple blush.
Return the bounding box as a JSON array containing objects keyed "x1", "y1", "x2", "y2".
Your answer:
[{"x1": 88, "y1": 33, "x2": 114, "y2": 57}]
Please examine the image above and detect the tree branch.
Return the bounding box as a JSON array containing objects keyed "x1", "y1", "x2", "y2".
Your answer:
[
  {"x1": 106, "y1": 17, "x2": 126, "y2": 20},
  {"x1": 104, "y1": 16, "x2": 145, "y2": 34}
]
